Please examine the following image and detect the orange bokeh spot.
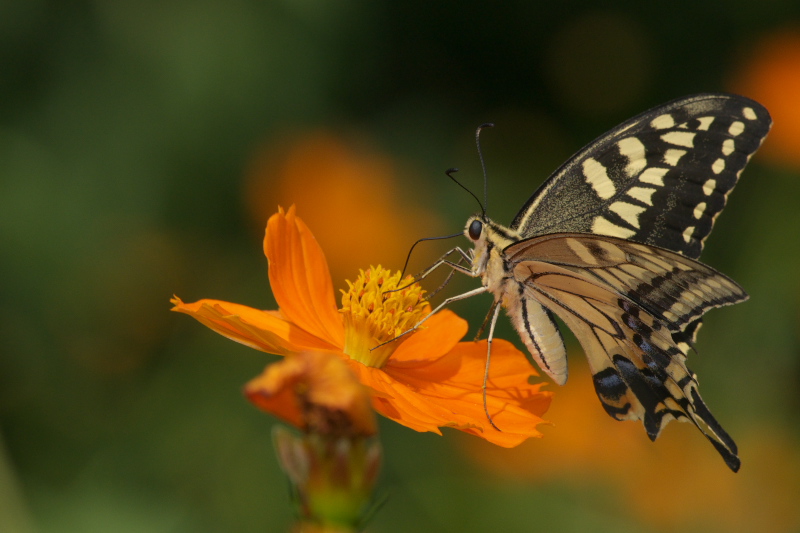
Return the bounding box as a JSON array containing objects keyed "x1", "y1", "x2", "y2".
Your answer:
[
  {"x1": 730, "y1": 28, "x2": 800, "y2": 168},
  {"x1": 243, "y1": 132, "x2": 444, "y2": 283}
]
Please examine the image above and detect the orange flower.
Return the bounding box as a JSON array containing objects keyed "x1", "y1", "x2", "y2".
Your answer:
[
  {"x1": 172, "y1": 206, "x2": 551, "y2": 446},
  {"x1": 246, "y1": 351, "x2": 378, "y2": 438}
]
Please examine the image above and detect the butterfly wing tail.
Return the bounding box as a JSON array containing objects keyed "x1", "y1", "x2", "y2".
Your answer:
[{"x1": 684, "y1": 384, "x2": 740, "y2": 471}]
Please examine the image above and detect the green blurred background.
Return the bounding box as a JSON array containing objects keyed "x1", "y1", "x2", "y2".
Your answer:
[{"x1": 2, "y1": 1, "x2": 799, "y2": 532}]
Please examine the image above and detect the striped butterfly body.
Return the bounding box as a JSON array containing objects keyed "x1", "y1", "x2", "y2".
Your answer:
[{"x1": 450, "y1": 94, "x2": 771, "y2": 472}]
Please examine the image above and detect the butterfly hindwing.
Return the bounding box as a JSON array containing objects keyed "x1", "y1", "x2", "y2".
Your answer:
[
  {"x1": 511, "y1": 94, "x2": 772, "y2": 259},
  {"x1": 503, "y1": 233, "x2": 745, "y2": 470}
]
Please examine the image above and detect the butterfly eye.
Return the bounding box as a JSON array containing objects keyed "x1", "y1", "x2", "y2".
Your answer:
[{"x1": 468, "y1": 219, "x2": 483, "y2": 240}]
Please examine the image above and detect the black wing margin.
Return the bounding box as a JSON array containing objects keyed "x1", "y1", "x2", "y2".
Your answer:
[{"x1": 511, "y1": 93, "x2": 771, "y2": 259}]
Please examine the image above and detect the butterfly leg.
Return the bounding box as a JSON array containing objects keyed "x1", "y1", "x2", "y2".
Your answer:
[
  {"x1": 424, "y1": 254, "x2": 468, "y2": 301},
  {"x1": 411, "y1": 246, "x2": 474, "y2": 282},
  {"x1": 474, "y1": 299, "x2": 500, "y2": 341},
  {"x1": 384, "y1": 246, "x2": 473, "y2": 296},
  {"x1": 483, "y1": 301, "x2": 504, "y2": 431}
]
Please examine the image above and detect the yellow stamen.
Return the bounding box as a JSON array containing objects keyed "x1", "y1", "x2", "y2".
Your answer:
[{"x1": 340, "y1": 266, "x2": 428, "y2": 368}]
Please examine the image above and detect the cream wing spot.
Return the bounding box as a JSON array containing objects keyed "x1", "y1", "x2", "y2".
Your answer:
[
  {"x1": 696, "y1": 117, "x2": 715, "y2": 131},
  {"x1": 583, "y1": 158, "x2": 616, "y2": 200},
  {"x1": 650, "y1": 114, "x2": 675, "y2": 129},
  {"x1": 712, "y1": 158, "x2": 725, "y2": 174},
  {"x1": 661, "y1": 131, "x2": 696, "y2": 147},
  {"x1": 722, "y1": 138, "x2": 735, "y2": 156},
  {"x1": 663, "y1": 149, "x2": 686, "y2": 166},
  {"x1": 729, "y1": 121, "x2": 745, "y2": 136},
  {"x1": 743, "y1": 107, "x2": 757, "y2": 120},
  {"x1": 591, "y1": 216, "x2": 636, "y2": 239},
  {"x1": 627, "y1": 186, "x2": 656, "y2": 205},
  {"x1": 693, "y1": 202, "x2": 706, "y2": 219},
  {"x1": 609, "y1": 201, "x2": 646, "y2": 229},
  {"x1": 682, "y1": 226, "x2": 695, "y2": 243},
  {"x1": 703, "y1": 179, "x2": 716, "y2": 196},
  {"x1": 639, "y1": 167, "x2": 669, "y2": 186},
  {"x1": 617, "y1": 137, "x2": 647, "y2": 177}
]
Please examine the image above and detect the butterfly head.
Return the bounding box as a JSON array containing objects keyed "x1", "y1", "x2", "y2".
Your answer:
[{"x1": 464, "y1": 215, "x2": 520, "y2": 280}]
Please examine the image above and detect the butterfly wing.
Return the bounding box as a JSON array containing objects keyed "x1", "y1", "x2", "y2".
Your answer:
[
  {"x1": 505, "y1": 233, "x2": 746, "y2": 471},
  {"x1": 511, "y1": 94, "x2": 771, "y2": 259}
]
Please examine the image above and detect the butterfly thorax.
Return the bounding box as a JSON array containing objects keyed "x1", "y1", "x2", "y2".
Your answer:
[{"x1": 464, "y1": 215, "x2": 521, "y2": 301}]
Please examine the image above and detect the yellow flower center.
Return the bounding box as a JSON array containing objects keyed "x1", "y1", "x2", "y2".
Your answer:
[{"x1": 340, "y1": 266, "x2": 428, "y2": 368}]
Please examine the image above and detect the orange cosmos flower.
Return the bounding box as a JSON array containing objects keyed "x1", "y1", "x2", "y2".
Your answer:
[{"x1": 172, "y1": 206, "x2": 551, "y2": 447}]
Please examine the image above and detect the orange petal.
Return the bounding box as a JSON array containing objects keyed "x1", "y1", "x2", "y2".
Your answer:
[
  {"x1": 357, "y1": 339, "x2": 552, "y2": 447},
  {"x1": 245, "y1": 351, "x2": 377, "y2": 437},
  {"x1": 171, "y1": 296, "x2": 337, "y2": 355},
  {"x1": 389, "y1": 309, "x2": 468, "y2": 363},
  {"x1": 264, "y1": 206, "x2": 345, "y2": 348}
]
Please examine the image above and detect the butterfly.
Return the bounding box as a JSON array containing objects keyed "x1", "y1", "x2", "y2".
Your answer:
[{"x1": 423, "y1": 94, "x2": 771, "y2": 472}]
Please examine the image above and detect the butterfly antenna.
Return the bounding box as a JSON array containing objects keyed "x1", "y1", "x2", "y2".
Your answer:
[
  {"x1": 446, "y1": 168, "x2": 484, "y2": 215},
  {"x1": 400, "y1": 231, "x2": 463, "y2": 278},
  {"x1": 475, "y1": 123, "x2": 494, "y2": 217}
]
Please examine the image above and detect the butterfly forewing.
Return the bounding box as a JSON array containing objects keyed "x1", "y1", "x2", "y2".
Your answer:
[
  {"x1": 506, "y1": 233, "x2": 744, "y2": 470},
  {"x1": 511, "y1": 94, "x2": 771, "y2": 259}
]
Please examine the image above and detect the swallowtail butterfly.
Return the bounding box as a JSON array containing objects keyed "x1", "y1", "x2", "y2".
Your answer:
[{"x1": 426, "y1": 94, "x2": 770, "y2": 472}]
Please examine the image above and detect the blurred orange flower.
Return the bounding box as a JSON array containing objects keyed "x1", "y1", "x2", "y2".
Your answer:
[
  {"x1": 730, "y1": 27, "x2": 800, "y2": 168},
  {"x1": 172, "y1": 206, "x2": 552, "y2": 447}
]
